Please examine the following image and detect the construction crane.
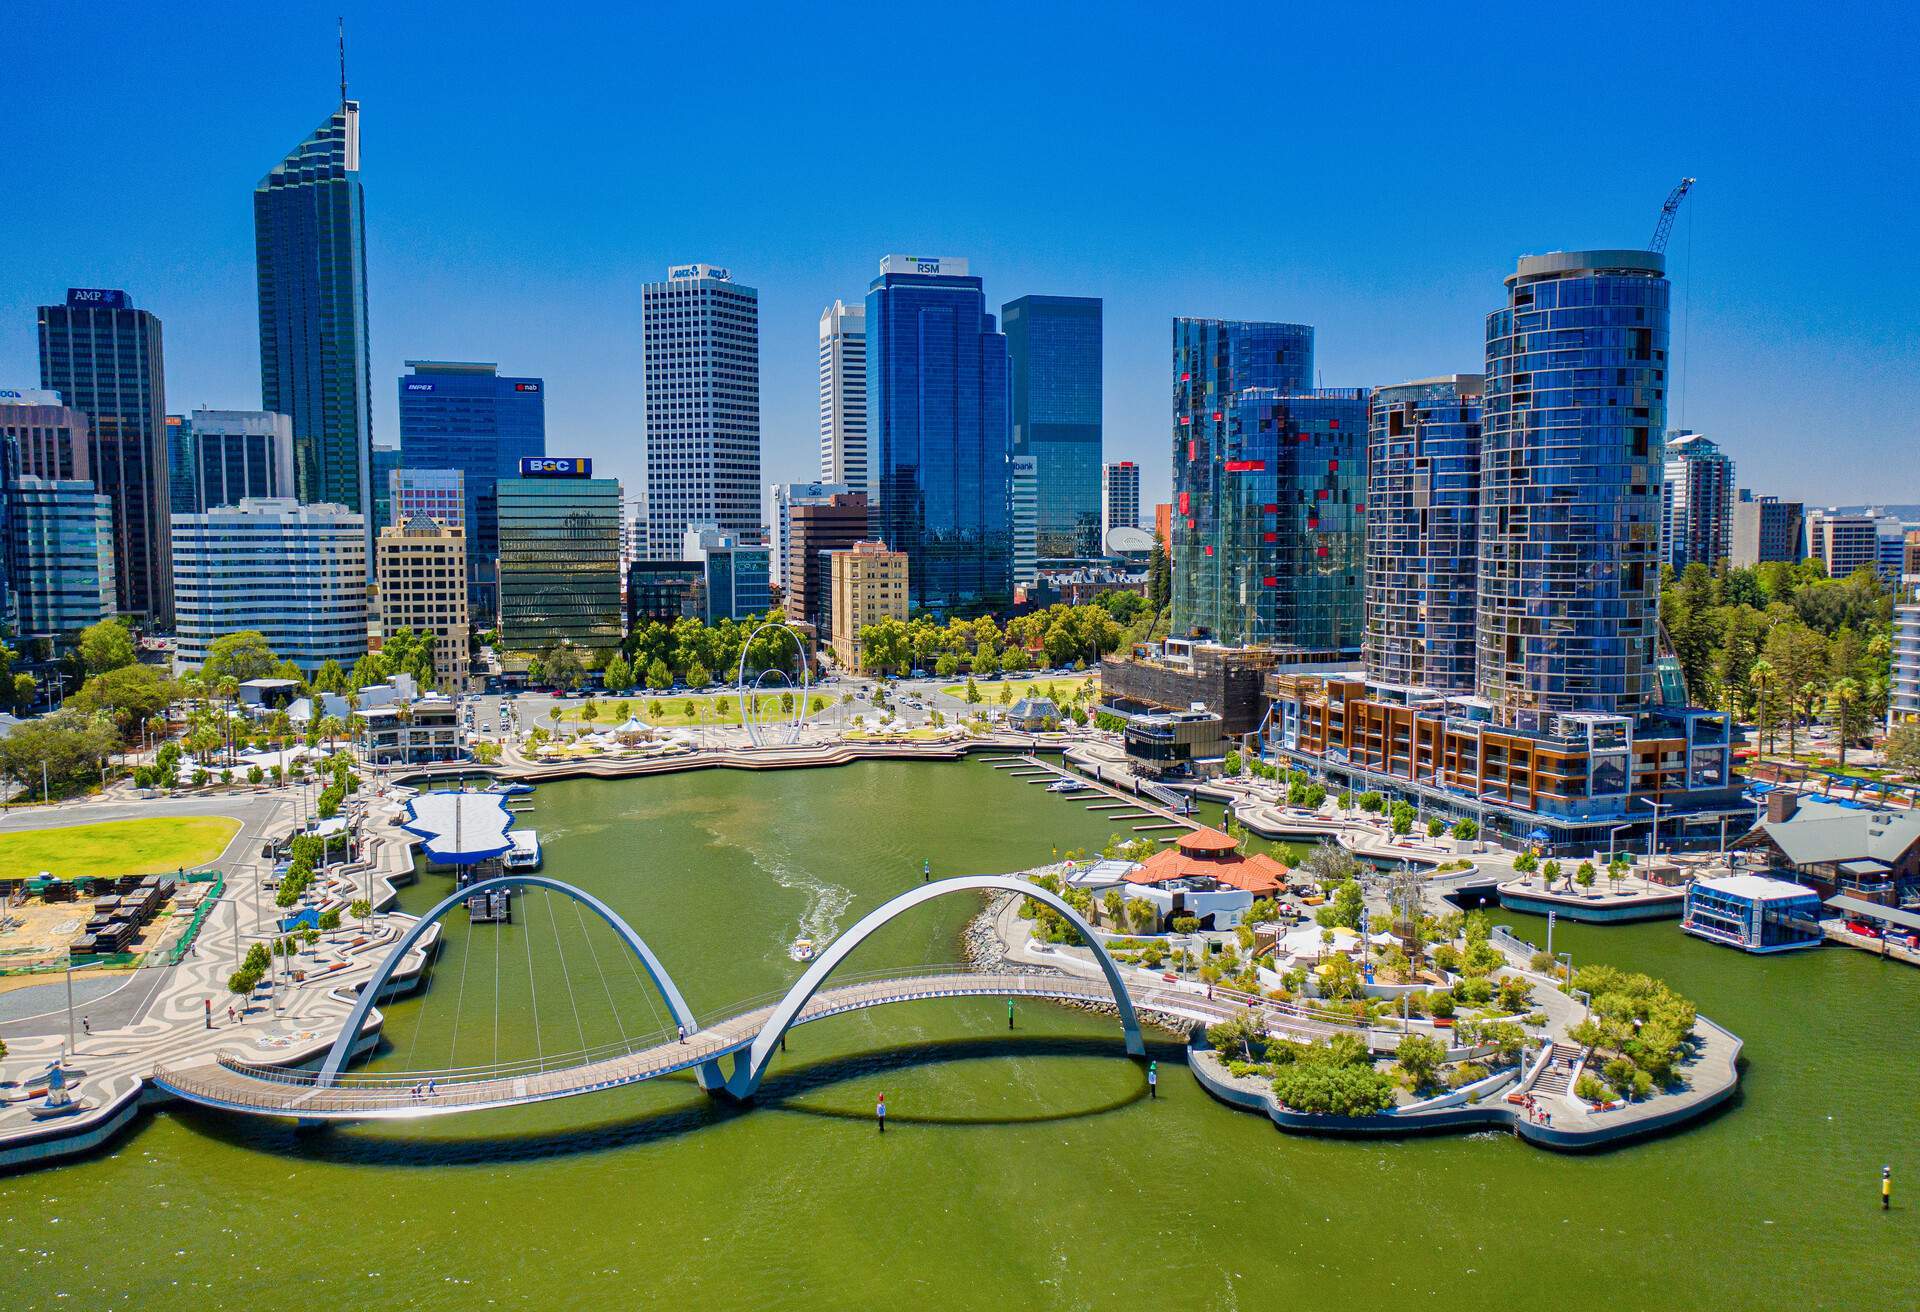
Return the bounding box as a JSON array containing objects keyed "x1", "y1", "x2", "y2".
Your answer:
[{"x1": 1649, "y1": 177, "x2": 1696, "y2": 253}]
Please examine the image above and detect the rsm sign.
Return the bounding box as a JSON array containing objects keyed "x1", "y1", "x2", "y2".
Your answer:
[{"x1": 520, "y1": 456, "x2": 592, "y2": 477}]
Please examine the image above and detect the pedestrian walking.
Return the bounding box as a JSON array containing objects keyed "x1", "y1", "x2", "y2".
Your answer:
[
  {"x1": 876, "y1": 1092, "x2": 887, "y2": 1133},
  {"x1": 81, "y1": 1016, "x2": 90, "y2": 1035},
  {"x1": 1883, "y1": 1165, "x2": 1893, "y2": 1211},
  {"x1": 204, "y1": 998, "x2": 212, "y2": 1029},
  {"x1": 227, "y1": 1005, "x2": 237, "y2": 1025},
  {"x1": 677, "y1": 1023, "x2": 687, "y2": 1044},
  {"x1": 1148, "y1": 1061, "x2": 1158, "y2": 1100},
  {"x1": 1008, "y1": 997, "x2": 1015, "y2": 1030}
]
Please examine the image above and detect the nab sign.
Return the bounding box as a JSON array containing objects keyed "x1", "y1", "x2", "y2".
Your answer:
[{"x1": 520, "y1": 456, "x2": 592, "y2": 478}]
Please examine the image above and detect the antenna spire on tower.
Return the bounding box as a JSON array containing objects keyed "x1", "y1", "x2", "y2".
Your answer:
[{"x1": 338, "y1": 16, "x2": 348, "y2": 105}]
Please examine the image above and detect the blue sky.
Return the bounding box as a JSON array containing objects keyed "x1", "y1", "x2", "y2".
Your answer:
[{"x1": 3, "y1": 0, "x2": 1914, "y2": 510}]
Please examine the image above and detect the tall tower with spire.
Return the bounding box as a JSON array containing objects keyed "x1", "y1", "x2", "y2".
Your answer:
[{"x1": 253, "y1": 33, "x2": 373, "y2": 550}]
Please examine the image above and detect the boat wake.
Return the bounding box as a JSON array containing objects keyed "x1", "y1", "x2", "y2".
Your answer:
[{"x1": 772, "y1": 861, "x2": 853, "y2": 955}]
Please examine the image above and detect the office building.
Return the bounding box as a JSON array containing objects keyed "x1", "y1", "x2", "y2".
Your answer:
[
  {"x1": 830, "y1": 540, "x2": 908, "y2": 672},
  {"x1": 165, "y1": 415, "x2": 197, "y2": 515},
  {"x1": 1891, "y1": 582, "x2": 1920, "y2": 730},
  {"x1": 1, "y1": 388, "x2": 89, "y2": 482},
  {"x1": 1365, "y1": 375, "x2": 1483, "y2": 692},
  {"x1": 1662, "y1": 431, "x2": 1735, "y2": 571},
  {"x1": 495, "y1": 463, "x2": 622, "y2": 654},
  {"x1": 36, "y1": 289, "x2": 169, "y2": 624},
  {"x1": 171, "y1": 499, "x2": 367, "y2": 671},
  {"x1": 390, "y1": 467, "x2": 465, "y2": 528},
  {"x1": 1170, "y1": 318, "x2": 1317, "y2": 645},
  {"x1": 1730, "y1": 490, "x2": 1804, "y2": 566},
  {"x1": 255, "y1": 98, "x2": 373, "y2": 532},
  {"x1": 397, "y1": 360, "x2": 546, "y2": 622},
  {"x1": 818, "y1": 300, "x2": 869, "y2": 495},
  {"x1": 376, "y1": 515, "x2": 471, "y2": 690},
  {"x1": 784, "y1": 492, "x2": 869, "y2": 631},
  {"x1": 1478, "y1": 250, "x2": 1667, "y2": 722},
  {"x1": 1004, "y1": 295, "x2": 1102, "y2": 559},
  {"x1": 769, "y1": 481, "x2": 850, "y2": 587},
  {"x1": 640, "y1": 264, "x2": 761, "y2": 558},
  {"x1": 683, "y1": 524, "x2": 771, "y2": 623},
  {"x1": 1805, "y1": 509, "x2": 1902, "y2": 580},
  {"x1": 185, "y1": 409, "x2": 295, "y2": 512},
  {"x1": 626, "y1": 559, "x2": 706, "y2": 627},
  {"x1": 1011, "y1": 455, "x2": 1037, "y2": 587},
  {"x1": 867, "y1": 255, "x2": 1012, "y2": 615},
  {"x1": 1154, "y1": 502, "x2": 1172, "y2": 559},
  {"x1": 9, "y1": 476, "x2": 115, "y2": 639},
  {"x1": 1103, "y1": 460, "x2": 1140, "y2": 542}
]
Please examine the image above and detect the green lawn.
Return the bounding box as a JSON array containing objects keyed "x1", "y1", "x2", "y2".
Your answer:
[
  {"x1": 935, "y1": 674, "x2": 1097, "y2": 704},
  {"x1": 551, "y1": 693, "x2": 837, "y2": 728},
  {"x1": 0, "y1": 816, "x2": 242, "y2": 881}
]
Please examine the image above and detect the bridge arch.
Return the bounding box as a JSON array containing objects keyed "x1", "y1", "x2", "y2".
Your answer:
[
  {"x1": 711, "y1": 874, "x2": 1144, "y2": 1099},
  {"x1": 316, "y1": 875, "x2": 698, "y2": 1086}
]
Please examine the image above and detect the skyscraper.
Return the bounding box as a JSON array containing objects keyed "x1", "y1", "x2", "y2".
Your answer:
[
  {"x1": 185, "y1": 410, "x2": 295, "y2": 513},
  {"x1": 369, "y1": 445, "x2": 402, "y2": 532},
  {"x1": 255, "y1": 98, "x2": 373, "y2": 537},
  {"x1": 1479, "y1": 250, "x2": 1668, "y2": 722},
  {"x1": 1170, "y1": 319, "x2": 1362, "y2": 652},
  {"x1": 36, "y1": 289, "x2": 170, "y2": 624},
  {"x1": 1004, "y1": 295, "x2": 1102, "y2": 559},
  {"x1": 1662, "y1": 431, "x2": 1735, "y2": 572},
  {"x1": 397, "y1": 361, "x2": 545, "y2": 623},
  {"x1": 640, "y1": 264, "x2": 761, "y2": 559},
  {"x1": 1102, "y1": 460, "x2": 1140, "y2": 544},
  {"x1": 1011, "y1": 455, "x2": 1037, "y2": 587},
  {"x1": 818, "y1": 300, "x2": 869, "y2": 495},
  {"x1": 389, "y1": 467, "x2": 465, "y2": 528},
  {"x1": 1365, "y1": 375, "x2": 1483, "y2": 692},
  {"x1": 867, "y1": 255, "x2": 1011, "y2": 615}
]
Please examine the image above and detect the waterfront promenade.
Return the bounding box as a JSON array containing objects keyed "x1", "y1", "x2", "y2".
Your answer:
[{"x1": 0, "y1": 789, "x2": 431, "y2": 1168}]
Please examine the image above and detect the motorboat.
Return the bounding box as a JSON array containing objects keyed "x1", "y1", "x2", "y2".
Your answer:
[
  {"x1": 790, "y1": 938, "x2": 816, "y2": 962},
  {"x1": 1046, "y1": 778, "x2": 1090, "y2": 794}
]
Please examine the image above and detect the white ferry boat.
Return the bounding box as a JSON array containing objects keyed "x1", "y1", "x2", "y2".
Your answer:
[{"x1": 505, "y1": 830, "x2": 542, "y2": 871}]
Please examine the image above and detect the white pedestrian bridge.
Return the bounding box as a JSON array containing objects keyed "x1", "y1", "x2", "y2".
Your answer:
[{"x1": 152, "y1": 874, "x2": 1381, "y2": 1122}]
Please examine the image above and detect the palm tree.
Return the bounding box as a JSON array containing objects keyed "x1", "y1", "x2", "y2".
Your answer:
[
  {"x1": 1829, "y1": 676, "x2": 1861, "y2": 770},
  {"x1": 1749, "y1": 658, "x2": 1775, "y2": 756}
]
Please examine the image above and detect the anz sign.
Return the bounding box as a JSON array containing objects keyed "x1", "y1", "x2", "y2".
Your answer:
[{"x1": 520, "y1": 456, "x2": 592, "y2": 478}]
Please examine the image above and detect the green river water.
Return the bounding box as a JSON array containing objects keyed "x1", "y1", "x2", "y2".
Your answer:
[{"x1": 3, "y1": 759, "x2": 1915, "y2": 1309}]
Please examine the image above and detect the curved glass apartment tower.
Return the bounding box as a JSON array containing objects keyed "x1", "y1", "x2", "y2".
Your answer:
[
  {"x1": 1478, "y1": 250, "x2": 1668, "y2": 723},
  {"x1": 1364, "y1": 374, "x2": 1483, "y2": 691}
]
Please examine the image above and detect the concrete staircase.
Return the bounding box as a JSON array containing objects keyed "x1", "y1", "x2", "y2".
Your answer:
[{"x1": 1532, "y1": 1042, "x2": 1584, "y2": 1096}]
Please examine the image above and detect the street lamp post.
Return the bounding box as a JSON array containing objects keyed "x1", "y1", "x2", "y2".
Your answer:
[
  {"x1": 1637, "y1": 797, "x2": 1670, "y2": 860},
  {"x1": 1606, "y1": 823, "x2": 1633, "y2": 867}
]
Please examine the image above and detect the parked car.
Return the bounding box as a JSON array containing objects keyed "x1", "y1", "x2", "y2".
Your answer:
[{"x1": 1846, "y1": 920, "x2": 1882, "y2": 939}]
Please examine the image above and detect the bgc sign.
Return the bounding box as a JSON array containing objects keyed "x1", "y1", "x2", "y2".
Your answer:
[{"x1": 520, "y1": 456, "x2": 592, "y2": 478}]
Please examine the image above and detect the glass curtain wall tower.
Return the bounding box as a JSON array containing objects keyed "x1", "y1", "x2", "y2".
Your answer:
[
  {"x1": 36, "y1": 290, "x2": 169, "y2": 624},
  {"x1": 396, "y1": 361, "x2": 545, "y2": 624},
  {"x1": 867, "y1": 256, "x2": 1012, "y2": 615},
  {"x1": 818, "y1": 300, "x2": 869, "y2": 496},
  {"x1": 1364, "y1": 375, "x2": 1483, "y2": 691},
  {"x1": 1479, "y1": 250, "x2": 1668, "y2": 722},
  {"x1": 1003, "y1": 295, "x2": 1102, "y2": 560},
  {"x1": 254, "y1": 99, "x2": 373, "y2": 549}
]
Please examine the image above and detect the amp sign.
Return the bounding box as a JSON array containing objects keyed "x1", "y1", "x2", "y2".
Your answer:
[{"x1": 520, "y1": 456, "x2": 592, "y2": 477}]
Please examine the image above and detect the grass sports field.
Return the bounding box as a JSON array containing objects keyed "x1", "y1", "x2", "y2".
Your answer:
[{"x1": 0, "y1": 816, "x2": 242, "y2": 880}]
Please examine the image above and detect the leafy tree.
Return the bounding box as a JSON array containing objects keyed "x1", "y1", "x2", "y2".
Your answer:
[
  {"x1": 1886, "y1": 722, "x2": 1920, "y2": 777},
  {"x1": 1451, "y1": 817, "x2": 1479, "y2": 841},
  {"x1": 1426, "y1": 817, "x2": 1446, "y2": 838},
  {"x1": 203, "y1": 631, "x2": 278, "y2": 684},
  {"x1": 603, "y1": 652, "x2": 633, "y2": 694},
  {"x1": 1147, "y1": 530, "x2": 1172, "y2": 612},
  {"x1": 645, "y1": 658, "x2": 673, "y2": 692},
  {"x1": 1102, "y1": 888, "x2": 1124, "y2": 925},
  {"x1": 66, "y1": 664, "x2": 180, "y2": 739},
  {"x1": 686, "y1": 660, "x2": 711, "y2": 689},
  {"x1": 0, "y1": 710, "x2": 120, "y2": 796},
  {"x1": 77, "y1": 618, "x2": 137, "y2": 675},
  {"x1": 1127, "y1": 898, "x2": 1157, "y2": 933},
  {"x1": 1394, "y1": 1032, "x2": 1447, "y2": 1094},
  {"x1": 964, "y1": 677, "x2": 982, "y2": 705},
  {"x1": 1575, "y1": 861, "x2": 1597, "y2": 895},
  {"x1": 544, "y1": 643, "x2": 585, "y2": 690}
]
